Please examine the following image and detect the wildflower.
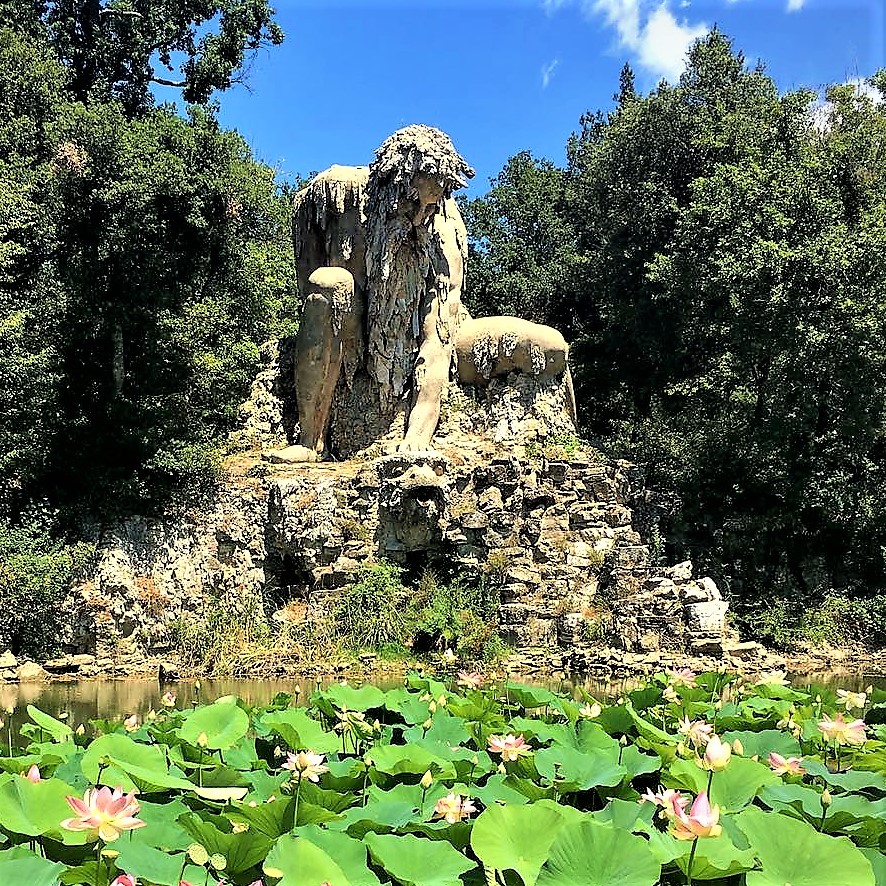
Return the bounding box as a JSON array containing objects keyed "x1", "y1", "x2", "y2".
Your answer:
[
  {"x1": 836, "y1": 689, "x2": 868, "y2": 711},
  {"x1": 442, "y1": 648, "x2": 456, "y2": 663},
  {"x1": 160, "y1": 692, "x2": 176, "y2": 708},
  {"x1": 24, "y1": 764, "x2": 41, "y2": 783},
  {"x1": 579, "y1": 702, "x2": 602, "y2": 719},
  {"x1": 123, "y1": 714, "x2": 139, "y2": 732},
  {"x1": 672, "y1": 791, "x2": 722, "y2": 840},
  {"x1": 768, "y1": 752, "x2": 806, "y2": 775},
  {"x1": 433, "y1": 792, "x2": 477, "y2": 824},
  {"x1": 61, "y1": 786, "x2": 146, "y2": 842},
  {"x1": 818, "y1": 713, "x2": 867, "y2": 746},
  {"x1": 700, "y1": 734, "x2": 732, "y2": 771},
  {"x1": 282, "y1": 751, "x2": 329, "y2": 782},
  {"x1": 677, "y1": 716, "x2": 713, "y2": 747},
  {"x1": 457, "y1": 671, "x2": 485, "y2": 690},
  {"x1": 639, "y1": 786, "x2": 688, "y2": 820},
  {"x1": 668, "y1": 668, "x2": 697, "y2": 687},
  {"x1": 487, "y1": 734, "x2": 532, "y2": 762},
  {"x1": 111, "y1": 876, "x2": 137, "y2": 886}
]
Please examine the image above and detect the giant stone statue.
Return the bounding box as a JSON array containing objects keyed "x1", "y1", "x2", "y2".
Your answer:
[{"x1": 271, "y1": 125, "x2": 575, "y2": 463}]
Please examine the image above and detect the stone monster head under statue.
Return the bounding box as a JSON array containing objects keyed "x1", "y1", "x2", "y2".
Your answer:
[{"x1": 272, "y1": 124, "x2": 575, "y2": 463}]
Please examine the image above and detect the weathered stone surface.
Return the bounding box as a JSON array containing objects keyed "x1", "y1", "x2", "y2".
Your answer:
[
  {"x1": 75, "y1": 431, "x2": 732, "y2": 665},
  {"x1": 17, "y1": 662, "x2": 48, "y2": 682},
  {"x1": 685, "y1": 601, "x2": 730, "y2": 633}
]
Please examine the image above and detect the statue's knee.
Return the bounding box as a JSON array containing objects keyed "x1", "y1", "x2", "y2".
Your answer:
[{"x1": 307, "y1": 267, "x2": 356, "y2": 315}]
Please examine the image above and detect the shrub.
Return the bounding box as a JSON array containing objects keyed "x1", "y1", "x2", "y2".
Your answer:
[
  {"x1": 406, "y1": 570, "x2": 504, "y2": 661},
  {"x1": 334, "y1": 560, "x2": 407, "y2": 651},
  {"x1": 0, "y1": 516, "x2": 94, "y2": 658}
]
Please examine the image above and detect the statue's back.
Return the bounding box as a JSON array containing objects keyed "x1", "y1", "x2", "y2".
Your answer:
[{"x1": 292, "y1": 164, "x2": 369, "y2": 304}]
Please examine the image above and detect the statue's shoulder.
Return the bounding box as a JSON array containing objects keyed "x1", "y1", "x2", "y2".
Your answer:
[{"x1": 294, "y1": 165, "x2": 369, "y2": 215}]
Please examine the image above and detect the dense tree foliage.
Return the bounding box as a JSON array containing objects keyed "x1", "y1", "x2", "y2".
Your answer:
[
  {"x1": 0, "y1": 15, "x2": 293, "y2": 524},
  {"x1": 0, "y1": 0, "x2": 283, "y2": 115},
  {"x1": 463, "y1": 32, "x2": 886, "y2": 635}
]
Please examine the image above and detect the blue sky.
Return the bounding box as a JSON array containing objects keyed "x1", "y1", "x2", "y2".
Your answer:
[{"x1": 159, "y1": 0, "x2": 885, "y2": 195}]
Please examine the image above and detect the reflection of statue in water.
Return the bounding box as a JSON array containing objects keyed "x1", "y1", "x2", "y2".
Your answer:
[{"x1": 274, "y1": 125, "x2": 574, "y2": 463}]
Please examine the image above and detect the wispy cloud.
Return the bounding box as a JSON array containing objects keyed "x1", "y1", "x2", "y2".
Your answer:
[
  {"x1": 586, "y1": 0, "x2": 708, "y2": 82},
  {"x1": 786, "y1": 0, "x2": 806, "y2": 10},
  {"x1": 541, "y1": 58, "x2": 560, "y2": 88},
  {"x1": 543, "y1": 0, "x2": 570, "y2": 14}
]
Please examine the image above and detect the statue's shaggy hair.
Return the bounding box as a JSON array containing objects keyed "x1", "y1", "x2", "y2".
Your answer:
[{"x1": 364, "y1": 126, "x2": 472, "y2": 409}]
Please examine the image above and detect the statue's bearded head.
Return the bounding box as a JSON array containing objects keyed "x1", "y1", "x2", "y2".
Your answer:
[{"x1": 368, "y1": 125, "x2": 475, "y2": 226}]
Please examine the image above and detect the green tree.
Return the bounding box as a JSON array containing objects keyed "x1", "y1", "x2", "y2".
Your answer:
[
  {"x1": 460, "y1": 152, "x2": 577, "y2": 323},
  {"x1": 0, "y1": 0, "x2": 283, "y2": 115}
]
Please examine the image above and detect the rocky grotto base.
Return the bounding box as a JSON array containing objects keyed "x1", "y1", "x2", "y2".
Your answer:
[{"x1": 1, "y1": 344, "x2": 872, "y2": 688}]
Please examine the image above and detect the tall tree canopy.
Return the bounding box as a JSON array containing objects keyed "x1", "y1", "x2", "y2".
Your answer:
[
  {"x1": 0, "y1": 15, "x2": 293, "y2": 521},
  {"x1": 0, "y1": 0, "x2": 283, "y2": 114},
  {"x1": 463, "y1": 30, "x2": 886, "y2": 628}
]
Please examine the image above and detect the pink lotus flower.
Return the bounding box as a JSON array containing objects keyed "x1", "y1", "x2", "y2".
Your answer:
[
  {"x1": 818, "y1": 713, "x2": 867, "y2": 746},
  {"x1": 111, "y1": 876, "x2": 137, "y2": 886},
  {"x1": 487, "y1": 734, "x2": 532, "y2": 762},
  {"x1": 61, "y1": 786, "x2": 146, "y2": 842},
  {"x1": 24, "y1": 764, "x2": 41, "y2": 783},
  {"x1": 433, "y1": 792, "x2": 477, "y2": 823},
  {"x1": 160, "y1": 692, "x2": 176, "y2": 708},
  {"x1": 768, "y1": 752, "x2": 806, "y2": 775},
  {"x1": 282, "y1": 750, "x2": 329, "y2": 782},
  {"x1": 671, "y1": 791, "x2": 722, "y2": 840},
  {"x1": 639, "y1": 786, "x2": 689, "y2": 820},
  {"x1": 668, "y1": 668, "x2": 697, "y2": 687},
  {"x1": 677, "y1": 716, "x2": 713, "y2": 747},
  {"x1": 457, "y1": 671, "x2": 485, "y2": 690},
  {"x1": 123, "y1": 714, "x2": 139, "y2": 732},
  {"x1": 700, "y1": 734, "x2": 732, "y2": 771}
]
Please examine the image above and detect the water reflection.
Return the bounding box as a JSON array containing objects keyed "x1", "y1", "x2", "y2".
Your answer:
[{"x1": 3, "y1": 669, "x2": 880, "y2": 743}]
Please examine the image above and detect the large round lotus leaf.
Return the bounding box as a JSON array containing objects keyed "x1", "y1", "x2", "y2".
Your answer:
[
  {"x1": 293, "y1": 825, "x2": 381, "y2": 886},
  {"x1": 25, "y1": 706, "x2": 73, "y2": 742},
  {"x1": 0, "y1": 774, "x2": 88, "y2": 843},
  {"x1": 258, "y1": 709, "x2": 340, "y2": 754},
  {"x1": 0, "y1": 846, "x2": 66, "y2": 886},
  {"x1": 536, "y1": 819, "x2": 660, "y2": 886},
  {"x1": 365, "y1": 743, "x2": 457, "y2": 779},
  {"x1": 722, "y1": 729, "x2": 801, "y2": 760},
  {"x1": 112, "y1": 841, "x2": 187, "y2": 886},
  {"x1": 667, "y1": 757, "x2": 776, "y2": 811},
  {"x1": 320, "y1": 683, "x2": 387, "y2": 712},
  {"x1": 264, "y1": 834, "x2": 352, "y2": 885},
  {"x1": 470, "y1": 801, "x2": 578, "y2": 886},
  {"x1": 365, "y1": 832, "x2": 476, "y2": 886},
  {"x1": 736, "y1": 805, "x2": 875, "y2": 886},
  {"x1": 179, "y1": 700, "x2": 249, "y2": 750},
  {"x1": 81, "y1": 733, "x2": 194, "y2": 793}
]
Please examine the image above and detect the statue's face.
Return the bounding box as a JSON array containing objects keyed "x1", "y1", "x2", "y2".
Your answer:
[{"x1": 409, "y1": 172, "x2": 446, "y2": 225}]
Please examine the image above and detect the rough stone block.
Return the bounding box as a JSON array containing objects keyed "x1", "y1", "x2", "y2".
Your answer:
[{"x1": 684, "y1": 600, "x2": 729, "y2": 632}]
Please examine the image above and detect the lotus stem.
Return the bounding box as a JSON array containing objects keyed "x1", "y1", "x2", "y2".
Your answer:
[{"x1": 686, "y1": 836, "x2": 699, "y2": 886}]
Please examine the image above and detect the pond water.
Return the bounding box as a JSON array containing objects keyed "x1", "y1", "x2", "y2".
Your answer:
[{"x1": 2, "y1": 669, "x2": 880, "y2": 743}]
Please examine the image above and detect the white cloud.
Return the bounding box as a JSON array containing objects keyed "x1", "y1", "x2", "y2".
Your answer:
[
  {"x1": 586, "y1": 0, "x2": 708, "y2": 82},
  {"x1": 541, "y1": 58, "x2": 560, "y2": 88},
  {"x1": 543, "y1": 0, "x2": 570, "y2": 14},
  {"x1": 786, "y1": 0, "x2": 806, "y2": 10}
]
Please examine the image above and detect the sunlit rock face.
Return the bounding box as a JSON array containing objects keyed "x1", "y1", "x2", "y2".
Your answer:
[{"x1": 77, "y1": 441, "x2": 728, "y2": 669}]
